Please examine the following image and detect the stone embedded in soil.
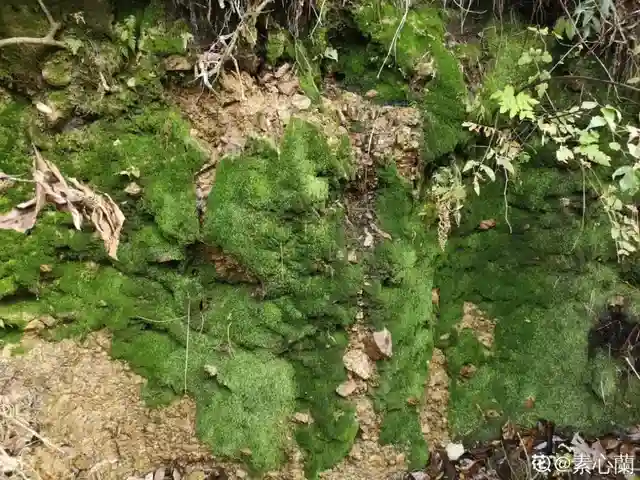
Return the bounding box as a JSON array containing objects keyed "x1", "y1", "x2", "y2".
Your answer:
[
  {"x1": 293, "y1": 412, "x2": 312, "y2": 424},
  {"x1": 336, "y1": 379, "x2": 359, "y2": 397},
  {"x1": 343, "y1": 349, "x2": 374, "y2": 380},
  {"x1": 370, "y1": 328, "x2": 393, "y2": 359},
  {"x1": 277, "y1": 80, "x2": 299, "y2": 96},
  {"x1": 291, "y1": 94, "x2": 312, "y2": 111}
]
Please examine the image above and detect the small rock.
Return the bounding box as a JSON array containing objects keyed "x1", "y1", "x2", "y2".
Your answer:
[
  {"x1": 336, "y1": 379, "x2": 358, "y2": 397},
  {"x1": 39, "y1": 315, "x2": 57, "y2": 327},
  {"x1": 163, "y1": 55, "x2": 193, "y2": 71},
  {"x1": 125, "y1": 182, "x2": 142, "y2": 197},
  {"x1": 184, "y1": 472, "x2": 206, "y2": 480},
  {"x1": 172, "y1": 470, "x2": 182, "y2": 480},
  {"x1": 365, "y1": 89, "x2": 378, "y2": 98},
  {"x1": 24, "y1": 319, "x2": 45, "y2": 332},
  {"x1": 445, "y1": 442, "x2": 465, "y2": 461},
  {"x1": 293, "y1": 412, "x2": 312, "y2": 424},
  {"x1": 204, "y1": 364, "x2": 218, "y2": 377},
  {"x1": 236, "y1": 469, "x2": 247, "y2": 479},
  {"x1": 408, "y1": 472, "x2": 428, "y2": 480},
  {"x1": 347, "y1": 250, "x2": 358, "y2": 263},
  {"x1": 343, "y1": 349, "x2": 373, "y2": 380},
  {"x1": 277, "y1": 80, "x2": 299, "y2": 96},
  {"x1": 154, "y1": 467, "x2": 166, "y2": 480},
  {"x1": 372, "y1": 328, "x2": 393, "y2": 359},
  {"x1": 291, "y1": 94, "x2": 311, "y2": 110},
  {"x1": 145, "y1": 472, "x2": 154, "y2": 480},
  {"x1": 274, "y1": 63, "x2": 290, "y2": 79}
]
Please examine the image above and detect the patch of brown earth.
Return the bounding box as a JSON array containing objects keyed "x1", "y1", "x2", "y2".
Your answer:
[
  {"x1": 457, "y1": 302, "x2": 496, "y2": 350},
  {"x1": 420, "y1": 348, "x2": 451, "y2": 450},
  {"x1": 0, "y1": 332, "x2": 240, "y2": 480}
]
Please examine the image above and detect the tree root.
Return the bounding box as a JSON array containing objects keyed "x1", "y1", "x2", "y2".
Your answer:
[{"x1": 0, "y1": 0, "x2": 67, "y2": 50}]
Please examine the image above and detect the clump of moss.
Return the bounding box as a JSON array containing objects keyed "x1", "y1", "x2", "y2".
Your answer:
[
  {"x1": 435, "y1": 158, "x2": 640, "y2": 441},
  {"x1": 368, "y1": 163, "x2": 440, "y2": 468},
  {"x1": 350, "y1": 2, "x2": 468, "y2": 161},
  {"x1": 200, "y1": 119, "x2": 361, "y2": 477}
]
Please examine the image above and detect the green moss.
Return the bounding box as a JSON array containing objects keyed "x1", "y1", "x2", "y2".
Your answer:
[
  {"x1": 201, "y1": 118, "x2": 361, "y2": 476},
  {"x1": 368, "y1": 164, "x2": 439, "y2": 467},
  {"x1": 351, "y1": 2, "x2": 467, "y2": 161},
  {"x1": 138, "y1": 1, "x2": 193, "y2": 56},
  {"x1": 435, "y1": 159, "x2": 640, "y2": 441},
  {"x1": 266, "y1": 26, "x2": 289, "y2": 65},
  {"x1": 41, "y1": 51, "x2": 75, "y2": 87}
]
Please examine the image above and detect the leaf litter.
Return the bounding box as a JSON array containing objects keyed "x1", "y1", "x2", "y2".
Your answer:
[{"x1": 0, "y1": 146, "x2": 125, "y2": 259}]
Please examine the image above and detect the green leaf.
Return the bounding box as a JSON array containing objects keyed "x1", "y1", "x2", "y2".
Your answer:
[
  {"x1": 473, "y1": 177, "x2": 480, "y2": 196},
  {"x1": 497, "y1": 157, "x2": 515, "y2": 175},
  {"x1": 480, "y1": 164, "x2": 496, "y2": 182},
  {"x1": 613, "y1": 166, "x2": 632, "y2": 178},
  {"x1": 535, "y1": 83, "x2": 548, "y2": 98},
  {"x1": 581, "y1": 101, "x2": 598, "y2": 110},
  {"x1": 540, "y1": 51, "x2": 553, "y2": 63},
  {"x1": 628, "y1": 143, "x2": 640, "y2": 159},
  {"x1": 608, "y1": 142, "x2": 621, "y2": 151},
  {"x1": 556, "y1": 145, "x2": 574, "y2": 162},
  {"x1": 463, "y1": 160, "x2": 476, "y2": 172},
  {"x1": 577, "y1": 144, "x2": 611, "y2": 166},
  {"x1": 587, "y1": 116, "x2": 607, "y2": 130},
  {"x1": 518, "y1": 52, "x2": 532, "y2": 65},
  {"x1": 600, "y1": 106, "x2": 619, "y2": 132},
  {"x1": 611, "y1": 226, "x2": 621, "y2": 240}
]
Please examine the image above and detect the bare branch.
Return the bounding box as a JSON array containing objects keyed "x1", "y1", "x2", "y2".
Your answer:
[{"x1": 0, "y1": 0, "x2": 67, "y2": 50}]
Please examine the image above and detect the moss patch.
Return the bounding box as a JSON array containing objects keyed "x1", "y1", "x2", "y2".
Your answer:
[
  {"x1": 435, "y1": 158, "x2": 640, "y2": 442},
  {"x1": 368, "y1": 164, "x2": 440, "y2": 468},
  {"x1": 350, "y1": 2, "x2": 468, "y2": 162}
]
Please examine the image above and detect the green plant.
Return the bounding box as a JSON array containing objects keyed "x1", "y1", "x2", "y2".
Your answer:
[{"x1": 436, "y1": 26, "x2": 639, "y2": 258}]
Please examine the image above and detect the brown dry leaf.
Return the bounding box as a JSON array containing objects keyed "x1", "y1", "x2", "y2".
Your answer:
[
  {"x1": 432, "y1": 288, "x2": 440, "y2": 307},
  {"x1": 0, "y1": 147, "x2": 125, "y2": 260},
  {"x1": 478, "y1": 219, "x2": 496, "y2": 230}
]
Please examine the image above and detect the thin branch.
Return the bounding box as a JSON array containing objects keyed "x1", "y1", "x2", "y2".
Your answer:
[{"x1": 0, "y1": 0, "x2": 67, "y2": 50}]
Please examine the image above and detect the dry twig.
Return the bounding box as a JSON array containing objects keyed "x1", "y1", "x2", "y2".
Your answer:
[{"x1": 0, "y1": 0, "x2": 67, "y2": 50}]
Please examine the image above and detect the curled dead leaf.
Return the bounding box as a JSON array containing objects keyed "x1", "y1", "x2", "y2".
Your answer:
[
  {"x1": 432, "y1": 287, "x2": 440, "y2": 307},
  {"x1": 478, "y1": 219, "x2": 497, "y2": 231},
  {"x1": 0, "y1": 147, "x2": 125, "y2": 259}
]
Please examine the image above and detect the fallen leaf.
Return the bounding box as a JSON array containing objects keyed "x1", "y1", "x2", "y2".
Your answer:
[
  {"x1": 460, "y1": 364, "x2": 477, "y2": 378},
  {"x1": 524, "y1": 396, "x2": 535, "y2": 409},
  {"x1": 478, "y1": 219, "x2": 497, "y2": 230},
  {"x1": 39, "y1": 264, "x2": 52, "y2": 273},
  {"x1": 0, "y1": 147, "x2": 125, "y2": 259},
  {"x1": 432, "y1": 287, "x2": 440, "y2": 307},
  {"x1": 124, "y1": 182, "x2": 142, "y2": 196}
]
